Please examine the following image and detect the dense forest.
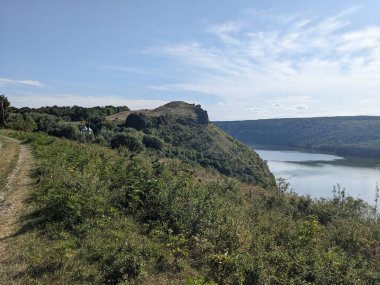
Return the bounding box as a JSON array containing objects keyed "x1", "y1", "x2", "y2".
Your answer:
[
  {"x1": 1, "y1": 97, "x2": 380, "y2": 284},
  {"x1": 215, "y1": 117, "x2": 380, "y2": 159}
]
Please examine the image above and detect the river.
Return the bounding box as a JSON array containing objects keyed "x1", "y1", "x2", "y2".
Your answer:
[{"x1": 251, "y1": 145, "x2": 380, "y2": 204}]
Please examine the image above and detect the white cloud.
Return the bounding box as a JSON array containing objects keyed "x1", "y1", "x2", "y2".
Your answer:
[
  {"x1": 287, "y1": 104, "x2": 309, "y2": 112},
  {"x1": 244, "y1": 8, "x2": 298, "y2": 25},
  {"x1": 272, "y1": 103, "x2": 284, "y2": 108},
  {"x1": 148, "y1": 6, "x2": 380, "y2": 119},
  {"x1": 0, "y1": 77, "x2": 45, "y2": 87},
  {"x1": 245, "y1": 107, "x2": 269, "y2": 113},
  {"x1": 207, "y1": 21, "x2": 244, "y2": 45}
]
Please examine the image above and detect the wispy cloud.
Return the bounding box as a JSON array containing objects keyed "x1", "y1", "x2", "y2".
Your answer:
[
  {"x1": 245, "y1": 107, "x2": 269, "y2": 114},
  {"x1": 206, "y1": 21, "x2": 244, "y2": 45},
  {"x1": 0, "y1": 77, "x2": 45, "y2": 88},
  {"x1": 148, "y1": 6, "x2": 380, "y2": 119}
]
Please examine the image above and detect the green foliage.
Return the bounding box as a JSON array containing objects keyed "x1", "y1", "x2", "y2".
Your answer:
[
  {"x1": 216, "y1": 116, "x2": 380, "y2": 159},
  {"x1": 6, "y1": 101, "x2": 274, "y2": 188},
  {"x1": 156, "y1": 122, "x2": 274, "y2": 187},
  {"x1": 0, "y1": 94, "x2": 10, "y2": 126},
  {"x1": 186, "y1": 276, "x2": 217, "y2": 285},
  {"x1": 12, "y1": 105, "x2": 129, "y2": 121},
  {"x1": 142, "y1": 134, "x2": 163, "y2": 150},
  {"x1": 125, "y1": 113, "x2": 151, "y2": 130},
  {"x1": 3, "y1": 131, "x2": 380, "y2": 284},
  {"x1": 110, "y1": 133, "x2": 144, "y2": 152},
  {"x1": 7, "y1": 113, "x2": 37, "y2": 131}
]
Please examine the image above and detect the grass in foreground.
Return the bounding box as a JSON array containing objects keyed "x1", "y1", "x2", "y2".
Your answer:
[
  {"x1": 0, "y1": 133, "x2": 34, "y2": 284},
  {"x1": 0, "y1": 134, "x2": 20, "y2": 189},
  {"x1": 3, "y1": 130, "x2": 380, "y2": 285}
]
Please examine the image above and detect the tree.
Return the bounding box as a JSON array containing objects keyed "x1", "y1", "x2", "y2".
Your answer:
[
  {"x1": 0, "y1": 94, "x2": 10, "y2": 127},
  {"x1": 125, "y1": 113, "x2": 151, "y2": 130},
  {"x1": 143, "y1": 135, "x2": 163, "y2": 150},
  {"x1": 7, "y1": 113, "x2": 24, "y2": 130},
  {"x1": 111, "y1": 133, "x2": 145, "y2": 152},
  {"x1": 7, "y1": 113, "x2": 37, "y2": 132}
]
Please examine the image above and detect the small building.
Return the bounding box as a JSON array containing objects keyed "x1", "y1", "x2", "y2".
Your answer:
[{"x1": 80, "y1": 125, "x2": 93, "y2": 134}]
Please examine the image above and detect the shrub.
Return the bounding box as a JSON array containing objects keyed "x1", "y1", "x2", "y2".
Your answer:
[
  {"x1": 143, "y1": 134, "x2": 163, "y2": 150},
  {"x1": 125, "y1": 113, "x2": 151, "y2": 130},
  {"x1": 7, "y1": 113, "x2": 38, "y2": 132},
  {"x1": 110, "y1": 133, "x2": 144, "y2": 152}
]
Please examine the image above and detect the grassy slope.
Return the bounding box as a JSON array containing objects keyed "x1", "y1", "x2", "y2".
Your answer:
[
  {"x1": 156, "y1": 122, "x2": 274, "y2": 187},
  {"x1": 108, "y1": 102, "x2": 275, "y2": 188},
  {"x1": 0, "y1": 134, "x2": 33, "y2": 284},
  {"x1": 0, "y1": 135, "x2": 20, "y2": 188},
  {"x1": 216, "y1": 116, "x2": 380, "y2": 159},
  {"x1": 2, "y1": 130, "x2": 380, "y2": 284}
]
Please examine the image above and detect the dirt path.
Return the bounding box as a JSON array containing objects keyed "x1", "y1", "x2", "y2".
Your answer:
[{"x1": 0, "y1": 135, "x2": 34, "y2": 283}]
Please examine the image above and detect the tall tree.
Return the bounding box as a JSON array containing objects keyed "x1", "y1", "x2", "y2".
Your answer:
[{"x1": 0, "y1": 94, "x2": 10, "y2": 127}]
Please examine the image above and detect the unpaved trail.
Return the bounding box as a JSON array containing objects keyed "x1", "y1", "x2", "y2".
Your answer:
[{"x1": 0, "y1": 135, "x2": 34, "y2": 283}]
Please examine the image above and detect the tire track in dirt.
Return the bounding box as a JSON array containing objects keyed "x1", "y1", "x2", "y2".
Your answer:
[{"x1": 0, "y1": 135, "x2": 34, "y2": 283}]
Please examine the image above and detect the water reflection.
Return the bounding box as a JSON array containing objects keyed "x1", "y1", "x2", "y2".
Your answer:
[{"x1": 252, "y1": 146, "x2": 380, "y2": 204}]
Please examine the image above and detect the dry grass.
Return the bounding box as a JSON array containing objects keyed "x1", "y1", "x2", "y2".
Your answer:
[
  {"x1": 0, "y1": 134, "x2": 34, "y2": 284},
  {"x1": 0, "y1": 135, "x2": 20, "y2": 190}
]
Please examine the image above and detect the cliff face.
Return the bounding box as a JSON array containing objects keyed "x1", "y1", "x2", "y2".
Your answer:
[{"x1": 153, "y1": 101, "x2": 209, "y2": 125}]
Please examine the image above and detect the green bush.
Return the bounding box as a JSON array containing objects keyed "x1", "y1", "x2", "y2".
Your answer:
[
  {"x1": 125, "y1": 113, "x2": 151, "y2": 130},
  {"x1": 110, "y1": 133, "x2": 144, "y2": 152},
  {"x1": 7, "y1": 113, "x2": 37, "y2": 131},
  {"x1": 142, "y1": 134, "x2": 163, "y2": 150}
]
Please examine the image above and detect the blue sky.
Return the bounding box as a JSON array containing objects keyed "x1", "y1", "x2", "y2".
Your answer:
[{"x1": 1, "y1": 0, "x2": 380, "y2": 120}]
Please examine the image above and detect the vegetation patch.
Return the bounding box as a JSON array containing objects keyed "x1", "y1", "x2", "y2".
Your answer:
[{"x1": 3, "y1": 130, "x2": 379, "y2": 284}]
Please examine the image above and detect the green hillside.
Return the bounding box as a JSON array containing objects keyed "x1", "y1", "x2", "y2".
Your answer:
[
  {"x1": 5, "y1": 101, "x2": 275, "y2": 188},
  {"x1": 1, "y1": 97, "x2": 380, "y2": 284},
  {"x1": 107, "y1": 102, "x2": 274, "y2": 187},
  {"x1": 216, "y1": 116, "x2": 380, "y2": 159},
  {"x1": 2, "y1": 130, "x2": 380, "y2": 284}
]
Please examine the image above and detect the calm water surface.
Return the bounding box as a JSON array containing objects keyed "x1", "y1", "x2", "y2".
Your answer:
[{"x1": 251, "y1": 145, "x2": 380, "y2": 204}]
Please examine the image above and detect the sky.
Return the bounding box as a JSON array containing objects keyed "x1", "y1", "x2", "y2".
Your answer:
[{"x1": 1, "y1": 0, "x2": 380, "y2": 121}]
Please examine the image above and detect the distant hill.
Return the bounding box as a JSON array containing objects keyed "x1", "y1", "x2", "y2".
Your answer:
[
  {"x1": 107, "y1": 101, "x2": 208, "y2": 124},
  {"x1": 215, "y1": 116, "x2": 380, "y2": 159},
  {"x1": 108, "y1": 102, "x2": 275, "y2": 187}
]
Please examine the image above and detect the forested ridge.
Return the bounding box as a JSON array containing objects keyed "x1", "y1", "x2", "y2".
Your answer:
[{"x1": 215, "y1": 116, "x2": 380, "y2": 159}]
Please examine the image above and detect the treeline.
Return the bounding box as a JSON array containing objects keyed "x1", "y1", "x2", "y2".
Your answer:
[
  {"x1": 3, "y1": 130, "x2": 380, "y2": 284},
  {"x1": 11, "y1": 105, "x2": 129, "y2": 121},
  {"x1": 216, "y1": 116, "x2": 380, "y2": 159}
]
